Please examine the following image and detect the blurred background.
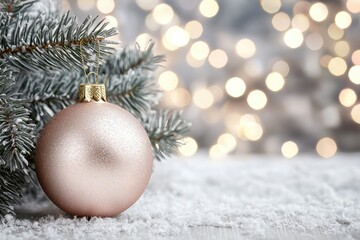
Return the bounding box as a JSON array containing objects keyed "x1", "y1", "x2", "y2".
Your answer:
[{"x1": 64, "y1": 0, "x2": 360, "y2": 159}]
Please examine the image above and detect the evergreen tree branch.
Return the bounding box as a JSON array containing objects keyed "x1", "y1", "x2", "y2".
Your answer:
[
  {"x1": 0, "y1": 98, "x2": 35, "y2": 172},
  {"x1": 14, "y1": 72, "x2": 80, "y2": 132},
  {"x1": 0, "y1": 62, "x2": 14, "y2": 95},
  {"x1": 106, "y1": 71, "x2": 161, "y2": 117},
  {"x1": 142, "y1": 111, "x2": 191, "y2": 160},
  {"x1": 100, "y1": 42, "x2": 165, "y2": 76},
  {"x1": 0, "y1": 167, "x2": 26, "y2": 216},
  {"x1": 0, "y1": 12, "x2": 118, "y2": 72},
  {"x1": 0, "y1": 0, "x2": 37, "y2": 15}
]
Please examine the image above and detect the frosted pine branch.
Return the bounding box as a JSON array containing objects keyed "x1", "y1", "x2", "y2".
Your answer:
[
  {"x1": 0, "y1": 12, "x2": 118, "y2": 72},
  {"x1": 100, "y1": 42, "x2": 165, "y2": 75},
  {"x1": 142, "y1": 111, "x2": 191, "y2": 160},
  {"x1": 0, "y1": 98, "x2": 35, "y2": 172},
  {"x1": 0, "y1": 0, "x2": 37, "y2": 14}
]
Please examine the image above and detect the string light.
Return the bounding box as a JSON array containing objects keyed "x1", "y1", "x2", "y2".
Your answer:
[
  {"x1": 272, "y1": 12, "x2": 290, "y2": 31},
  {"x1": 316, "y1": 138, "x2": 337, "y2": 158},
  {"x1": 77, "y1": 0, "x2": 95, "y2": 11},
  {"x1": 265, "y1": 72, "x2": 285, "y2": 92},
  {"x1": 178, "y1": 137, "x2": 198, "y2": 157},
  {"x1": 305, "y1": 33, "x2": 323, "y2": 51},
  {"x1": 135, "y1": 0, "x2": 159, "y2": 10},
  {"x1": 309, "y1": 2, "x2": 328, "y2": 22},
  {"x1": 193, "y1": 88, "x2": 214, "y2": 109},
  {"x1": 335, "y1": 11, "x2": 352, "y2": 29},
  {"x1": 190, "y1": 41, "x2": 210, "y2": 60},
  {"x1": 208, "y1": 49, "x2": 228, "y2": 68},
  {"x1": 247, "y1": 90, "x2": 267, "y2": 110},
  {"x1": 225, "y1": 77, "x2": 246, "y2": 98},
  {"x1": 158, "y1": 71, "x2": 179, "y2": 91},
  {"x1": 272, "y1": 60, "x2": 290, "y2": 77},
  {"x1": 235, "y1": 39, "x2": 256, "y2": 59},
  {"x1": 349, "y1": 66, "x2": 360, "y2": 84},
  {"x1": 328, "y1": 23, "x2": 344, "y2": 40},
  {"x1": 281, "y1": 141, "x2": 299, "y2": 158},
  {"x1": 346, "y1": 0, "x2": 360, "y2": 13},
  {"x1": 185, "y1": 20, "x2": 203, "y2": 39},
  {"x1": 199, "y1": 0, "x2": 219, "y2": 18},
  {"x1": 338, "y1": 88, "x2": 357, "y2": 107},
  {"x1": 291, "y1": 14, "x2": 310, "y2": 32},
  {"x1": 284, "y1": 28, "x2": 304, "y2": 49},
  {"x1": 153, "y1": 3, "x2": 174, "y2": 25},
  {"x1": 351, "y1": 104, "x2": 360, "y2": 124},
  {"x1": 328, "y1": 57, "x2": 347, "y2": 76},
  {"x1": 260, "y1": 0, "x2": 281, "y2": 14},
  {"x1": 351, "y1": 50, "x2": 360, "y2": 65},
  {"x1": 97, "y1": 0, "x2": 115, "y2": 14},
  {"x1": 334, "y1": 41, "x2": 350, "y2": 57}
]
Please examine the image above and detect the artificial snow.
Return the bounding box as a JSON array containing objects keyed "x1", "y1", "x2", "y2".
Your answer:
[{"x1": 1, "y1": 154, "x2": 360, "y2": 239}]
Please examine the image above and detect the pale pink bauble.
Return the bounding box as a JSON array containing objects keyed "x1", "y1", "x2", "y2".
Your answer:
[{"x1": 35, "y1": 102, "x2": 153, "y2": 217}]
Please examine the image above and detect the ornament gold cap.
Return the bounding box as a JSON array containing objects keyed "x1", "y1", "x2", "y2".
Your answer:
[{"x1": 79, "y1": 83, "x2": 107, "y2": 102}]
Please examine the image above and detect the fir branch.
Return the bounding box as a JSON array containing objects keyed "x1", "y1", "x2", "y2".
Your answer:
[
  {"x1": 106, "y1": 71, "x2": 161, "y2": 117},
  {"x1": 0, "y1": 98, "x2": 35, "y2": 172},
  {"x1": 142, "y1": 111, "x2": 191, "y2": 160},
  {"x1": 0, "y1": 167, "x2": 26, "y2": 216},
  {"x1": 14, "y1": 72, "x2": 80, "y2": 131},
  {"x1": 0, "y1": 12, "x2": 118, "y2": 72},
  {"x1": 0, "y1": 62, "x2": 14, "y2": 95},
  {"x1": 0, "y1": 0, "x2": 37, "y2": 14},
  {"x1": 100, "y1": 42, "x2": 165, "y2": 76}
]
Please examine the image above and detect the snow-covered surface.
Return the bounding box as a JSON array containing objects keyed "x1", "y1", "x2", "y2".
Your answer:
[{"x1": 1, "y1": 154, "x2": 360, "y2": 239}]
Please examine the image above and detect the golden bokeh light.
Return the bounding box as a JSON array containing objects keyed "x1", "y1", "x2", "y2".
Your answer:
[
  {"x1": 217, "y1": 133, "x2": 237, "y2": 153},
  {"x1": 237, "y1": 114, "x2": 263, "y2": 141},
  {"x1": 186, "y1": 52, "x2": 205, "y2": 68},
  {"x1": 97, "y1": 0, "x2": 115, "y2": 14},
  {"x1": 225, "y1": 77, "x2": 246, "y2": 98},
  {"x1": 158, "y1": 71, "x2": 179, "y2": 91},
  {"x1": 152, "y1": 3, "x2": 174, "y2": 25},
  {"x1": 208, "y1": 49, "x2": 228, "y2": 69},
  {"x1": 291, "y1": 14, "x2": 310, "y2": 32},
  {"x1": 190, "y1": 41, "x2": 210, "y2": 60},
  {"x1": 105, "y1": 15, "x2": 118, "y2": 30},
  {"x1": 162, "y1": 26, "x2": 190, "y2": 50},
  {"x1": 199, "y1": 0, "x2": 219, "y2": 18},
  {"x1": 309, "y1": 2, "x2": 328, "y2": 22},
  {"x1": 347, "y1": 0, "x2": 360, "y2": 13},
  {"x1": 260, "y1": 0, "x2": 281, "y2": 14},
  {"x1": 185, "y1": 20, "x2": 203, "y2": 39},
  {"x1": 351, "y1": 104, "x2": 360, "y2": 124},
  {"x1": 328, "y1": 23, "x2": 344, "y2": 40},
  {"x1": 339, "y1": 88, "x2": 357, "y2": 107},
  {"x1": 170, "y1": 88, "x2": 191, "y2": 108},
  {"x1": 136, "y1": 33, "x2": 153, "y2": 49},
  {"x1": 335, "y1": 11, "x2": 352, "y2": 29},
  {"x1": 272, "y1": 12, "x2": 291, "y2": 31},
  {"x1": 334, "y1": 41, "x2": 350, "y2": 57},
  {"x1": 247, "y1": 90, "x2": 267, "y2": 110},
  {"x1": 265, "y1": 72, "x2": 285, "y2": 92},
  {"x1": 316, "y1": 137, "x2": 337, "y2": 158},
  {"x1": 235, "y1": 39, "x2": 256, "y2": 59},
  {"x1": 328, "y1": 57, "x2": 347, "y2": 76},
  {"x1": 320, "y1": 55, "x2": 332, "y2": 68},
  {"x1": 281, "y1": 141, "x2": 299, "y2": 158},
  {"x1": 209, "y1": 144, "x2": 227, "y2": 159},
  {"x1": 193, "y1": 88, "x2": 215, "y2": 109},
  {"x1": 178, "y1": 137, "x2": 198, "y2": 157},
  {"x1": 242, "y1": 122, "x2": 264, "y2": 141},
  {"x1": 135, "y1": 0, "x2": 159, "y2": 10},
  {"x1": 352, "y1": 50, "x2": 360, "y2": 65},
  {"x1": 284, "y1": 28, "x2": 304, "y2": 49},
  {"x1": 305, "y1": 32, "x2": 323, "y2": 51},
  {"x1": 77, "y1": 0, "x2": 95, "y2": 11},
  {"x1": 349, "y1": 65, "x2": 360, "y2": 84},
  {"x1": 272, "y1": 60, "x2": 290, "y2": 77}
]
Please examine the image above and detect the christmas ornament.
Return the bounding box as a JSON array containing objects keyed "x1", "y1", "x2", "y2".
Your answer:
[
  {"x1": 35, "y1": 83, "x2": 153, "y2": 217},
  {"x1": 35, "y1": 41, "x2": 153, "y2": 217}
]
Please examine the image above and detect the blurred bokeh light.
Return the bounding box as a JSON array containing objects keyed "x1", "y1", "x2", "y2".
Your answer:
[{"x1": 68, "y1": 0, "x2": 360, "y2": 159}]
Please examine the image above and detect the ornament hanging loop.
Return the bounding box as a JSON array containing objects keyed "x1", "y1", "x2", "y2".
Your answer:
[
  {"x1": 79, "y1": 38, "x2": 101, "y2": 84},
  {"x1": 78, "y1": 39, "x2": 107, "y2": 102}
]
